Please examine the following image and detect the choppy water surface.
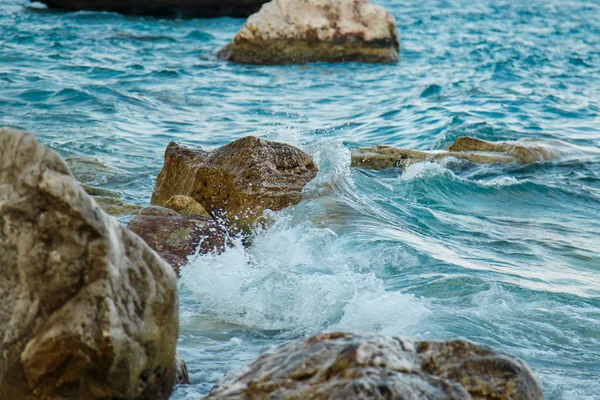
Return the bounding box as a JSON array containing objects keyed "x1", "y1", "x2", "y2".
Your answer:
[{"x1": 2, "y1": 0, "x2": 600, "y2": 398}]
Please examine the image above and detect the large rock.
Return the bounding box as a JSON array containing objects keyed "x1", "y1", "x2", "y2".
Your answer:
[
  {"x1": 218, "y1": 0, "x2": 399, "y2": 64},
  {"x1": 0, "y1": 128, "x2": 179, "y2": 400},
  {"x1": 32, "y1": 0, "x2": 269, "y2": 18},
  {"x1": 351, "y1": 136, "x2": 563, "y2": 170},
  {"x1": 207, "y1": 332, "x2": 543, "y2": 400},
  {"x1": 127, "y1": 205, "x2": 228, "y2": 274},
  {"x1": 151, "y1": 136, "x2": 318, "y2": 233}
]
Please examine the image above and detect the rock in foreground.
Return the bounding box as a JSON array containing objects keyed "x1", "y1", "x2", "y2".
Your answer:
[
  {"x1": 151, "y1": 136, "x2": 317, "y2": 233},
  {"x1": 0, "y1": 128, "x2": 179, "y2": 400},
  {"x1": 218, "y1": 0, "x2": 399, "y2": 64},
  {"x1": 207, "y1": 332, "x2": 543, "y2": 400},
  {"x1": 32, "y1": 0, "x2": 269, "y2": 18}
]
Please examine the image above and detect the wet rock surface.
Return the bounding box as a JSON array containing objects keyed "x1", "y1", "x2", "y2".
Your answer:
[
  {"x1": 207, "y1": 332, "x2": 543, "y2": 400},
  {"x1": 151, "y1": 136, "x2": 317, "y2": 233},
  {"x1": 32, "y1": 0, "x2": 270, "y2": 18},
  {"x1": 127, "y1": 206, "x2": 227, "y2": 274},
  {"x1": 0, "y1": 128, "x2": 179, "y2": 400},
  {"x1": 351, "y1": 136, "x2": 562, "y2": 170},
  {"x1": 218, "y1": 0, "x2": 399, "y2": 64}
]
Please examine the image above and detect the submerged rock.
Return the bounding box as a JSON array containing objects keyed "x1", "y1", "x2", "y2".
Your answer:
[
  {"x1": 151, "y1": 136, "x2": 317, "y2": 233},
  {"x1": 93, "y1": 195, "x2": 144, "y2": 215},
  {"x1": 127, "y1": 206, "x2": 227, "y2": 273},
  {"x1": 207, "y1": 332, "x2": 543, "y2": 400},
  {"x1": 0, "y1": 128, "x2": 179, "y2": 399},
  {"x1": 218, "y1": 0, "x2": 399, "y2": 64},
  {"x1": 64, "y1": 154, "x2": 131, "y2": 184},
  {"x1": 80, "y1": 183, "x2": 121, "y2": 198},
  {"x1": 31, "y1": 0, "x2": 269, "y2": 18},
  {"x1": 351, "y1": 136, "x2": 562, "y2": 170}
]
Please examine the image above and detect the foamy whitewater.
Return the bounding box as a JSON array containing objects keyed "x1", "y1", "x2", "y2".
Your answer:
[{"x1": 1, "y1": 0, "x2": 599, "y2": 398}]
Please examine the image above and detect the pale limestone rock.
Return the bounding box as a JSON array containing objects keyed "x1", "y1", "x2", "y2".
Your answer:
[
  {"x1": 0, "y1": 128, "x2": 179, "y2": 400},
  {"x1": 218, "y1": 0, "x2": 399, "y2": 64}
]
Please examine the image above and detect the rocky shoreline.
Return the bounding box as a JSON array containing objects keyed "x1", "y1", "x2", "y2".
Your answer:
[{"x1": 1, "y1": 127, "x2": 547, "y2": 399}]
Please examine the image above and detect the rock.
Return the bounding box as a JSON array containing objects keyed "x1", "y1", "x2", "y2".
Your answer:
[
  {"x1": 174, "y1": 353, "x2": 190, "y2": 385},
  {"x1": 218, "y1": 0, "x2": 399, "y2": 64},
  {"x1": 207, "y1": 332, "x2": 543, "y2": 400},
  {"x1": 65, "y1": 154, "x2": 131, "y2": 184},
  {"x1": 93, "y1": 195, "x2": 144, "y2": 216},
  {"x1": 164, "y1": 195, "x2": 210, "y2": 218},
  {"x1": 31, "y1": 0, "x2": 269, "y2": 18},
  {"x1": 151, "y1": 136, "x2": 318, "y2": 233},
  {"x1": 351, "y1": 146, "x2": 516, "y2": 170},
  {"x1": 80, "y1": 183, "x2": 121, "y2": 198},
  {"x1": 448, "y1": 136, "x2": 563, "y2": 163},
  {"x1": 0, "y1": 128, "x2": 179, "y2": 400},
  {"x1": 350, "y1": 136, "x2": 567, "y2": 170},
  {"x1": 127, "y1": 206, "x2": 228, "y2": 274}
]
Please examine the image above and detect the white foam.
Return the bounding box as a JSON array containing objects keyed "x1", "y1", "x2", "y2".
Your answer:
[{"x1": 181, "y1": 211, "x2": 428, "y2": 336}]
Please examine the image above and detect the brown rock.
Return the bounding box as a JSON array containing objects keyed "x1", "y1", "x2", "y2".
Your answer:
[
  {"x1": 448, "y1": 136, "x2": 563, "y2": 163},
  {"x1": 31, "y1": 0, "x2": 270, "y2": 18},
  {"x1": 93, "y1": 195, "x2": 144, "y2": 216},
  {"x1": 218, "y1": 0, "x2": 399, "y2": 64},
  {"x1": 351, "y1": 145, "x2": 516, "y2": 170},
  {"x1": 0, "y1": 128, "x2": 179, "y2": 400},
  {"x1": 150, "y1": 136, "x2": 317, "y2": 233},
  {"x1": 127, "y1": 206, "x2": 228, "y2": 274},
  {"x1": 207, "y1": 332, "x2": 543, "y2": 400},
  {"x1": 164, "y1": 194, "x2": 210, "y2": 217}
]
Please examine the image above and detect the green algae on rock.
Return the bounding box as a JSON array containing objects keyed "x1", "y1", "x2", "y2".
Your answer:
[
  {"x1": 151, "y1": 136, "x2": 318, "y2": 233},
  {"x1": 218, "y1": 0, "x2": 399, "y2": 64},
  {"x1": 0, "y1": 128, "x2": 180, "y2": 400},
  {"x1": 206, "y1": 332, "x2": 543, "y2": 400}
]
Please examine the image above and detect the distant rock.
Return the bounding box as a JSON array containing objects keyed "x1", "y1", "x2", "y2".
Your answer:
[
  {"x1": 151, "y1": 136, "x2": 317, "y2": 233},
  {"x1": 351, "y1": 136, "x2": 563, "y2": 170},
  {"x1": 218, "y1": 0, "x2": 399, "y2": 64},
  {"x1": 448, "y1": 136, "x2": 563, "y2": 163},
  {"x1": 127, "y1": 206, "x2": 227, "y2": 274},
  {"x1": 0, "y1": 128, "x2": 179, "y2": 399},
  {"x1": 31, "y1": 0, "x2": 269, "y2": 18},
  {"x1": 207, "y1": 332, "x2": 543, "y2": 400}
]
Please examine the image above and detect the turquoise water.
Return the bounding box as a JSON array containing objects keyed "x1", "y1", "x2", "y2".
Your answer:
[{"x1": 2, "y1": 0, "x2": 600, "y2": 398}]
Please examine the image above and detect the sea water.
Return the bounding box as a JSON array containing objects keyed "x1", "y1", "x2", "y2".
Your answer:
[{"x1": 1, "y1": 0, "x2": 599, "y2": 398}]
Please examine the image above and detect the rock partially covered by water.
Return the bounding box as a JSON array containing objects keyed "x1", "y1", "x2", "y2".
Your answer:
[
  {"x1": 448, "y1": 136, "x2": 563, "y2": 163},
  {"x1": 151, "y1": 136, "x2": 317, "y2": 232},
  {"x1": 32, "y1": 0, "x2": 269, "y2": 18},
  {"x1": 0, "y1": 128, "x2": 179, "y2": 400},
  {"x1": 207, "y1": 332, "x2": 543, "y2": 400},
  {"x1": 218, "y1": 0, "x2": 399, "y2": 64},
  {"x1": 127, "y1": 205, "x2": 227, "y2": 274},
  {"x1": 351, "y1": 136, "x2": 562, "y2": 170}
]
